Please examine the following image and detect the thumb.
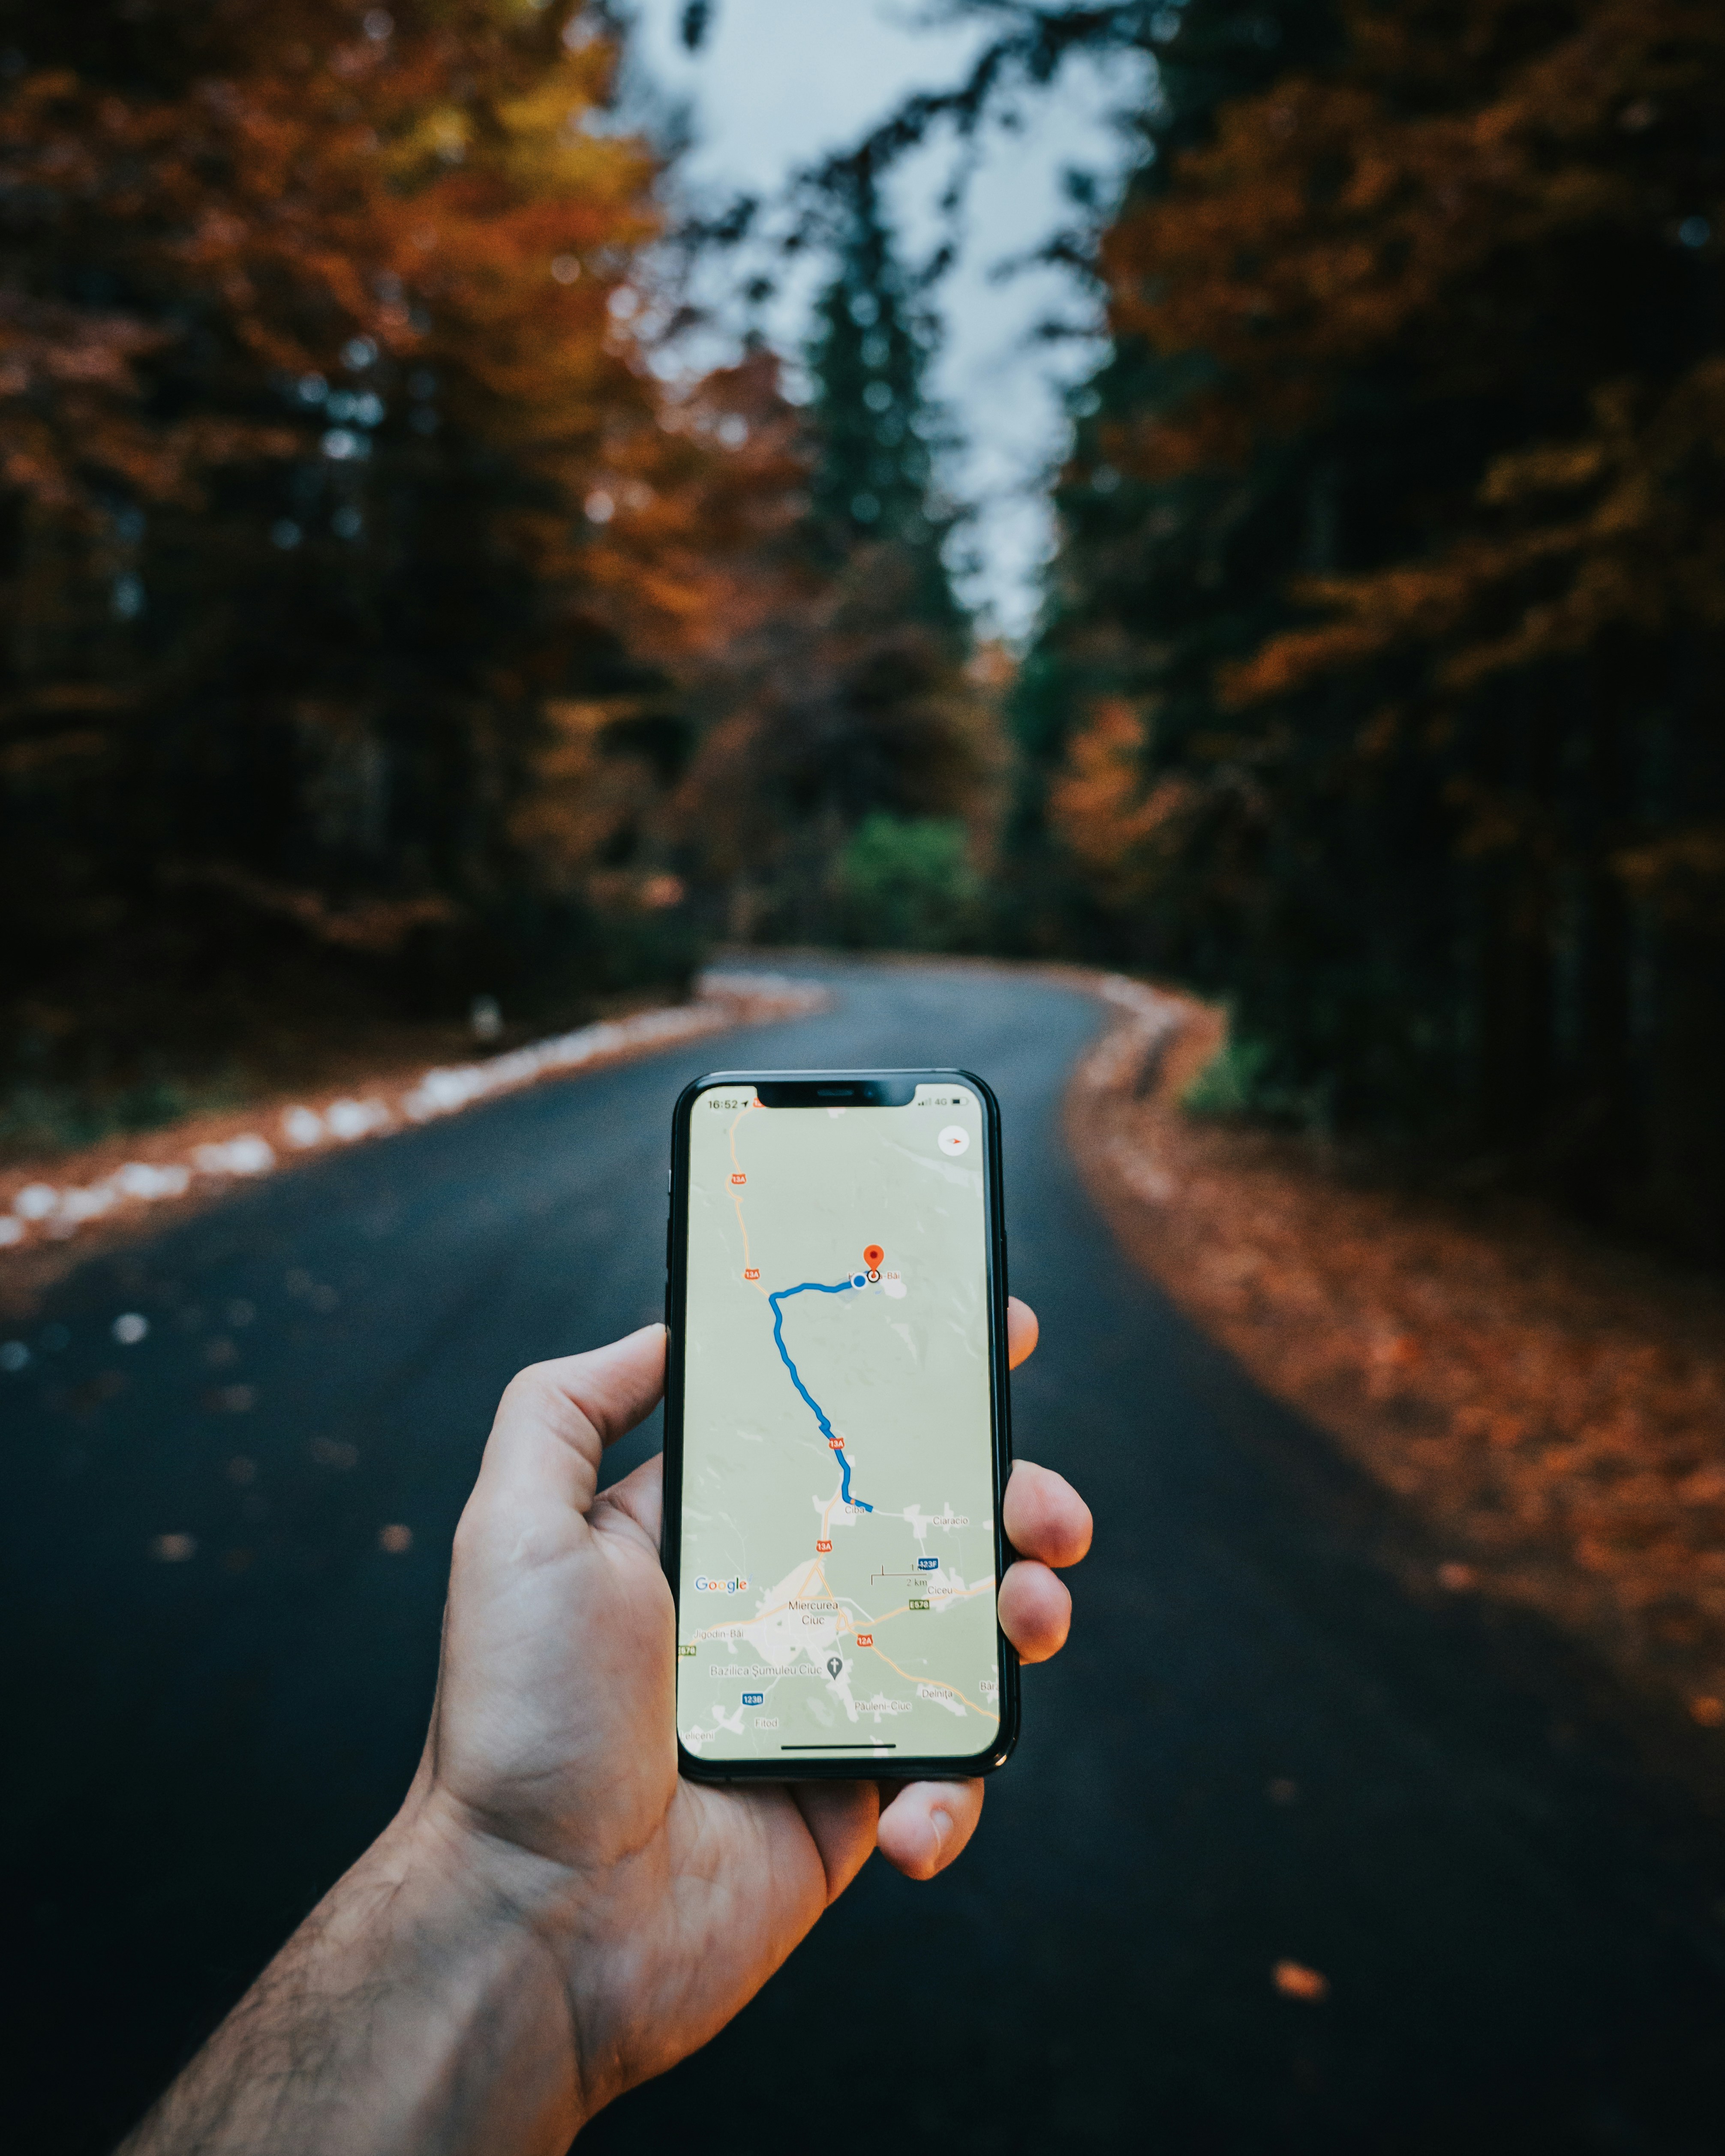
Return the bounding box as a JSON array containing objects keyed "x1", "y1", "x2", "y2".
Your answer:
[{"x1": 474, "y1": 1324, "x2": 668, "y2": 1523}]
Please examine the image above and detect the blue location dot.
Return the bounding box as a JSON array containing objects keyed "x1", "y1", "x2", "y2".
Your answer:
[{"x1": 851, "y1": 1272, "x2": 867, "y2": 1288}]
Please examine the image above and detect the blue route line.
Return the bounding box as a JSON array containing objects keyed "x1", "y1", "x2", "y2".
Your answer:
[{"x1": 767, "y1": 1277, "x2": 874, "y2": 1512}]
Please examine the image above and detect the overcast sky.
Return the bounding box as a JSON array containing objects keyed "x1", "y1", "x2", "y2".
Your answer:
[{"x1": 624, "y1": 0, "x2": 1151, "y2": 639}]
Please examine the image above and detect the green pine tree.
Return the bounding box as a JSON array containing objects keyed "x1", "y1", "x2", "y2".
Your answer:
[
  {"x1": 804, "y1": 165, "x2": 962, "y2": 628},
  {"x1": 683, "y1": 169, "x2": 998, "y2": 949}
]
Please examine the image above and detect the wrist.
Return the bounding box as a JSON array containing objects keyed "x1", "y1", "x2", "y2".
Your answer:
[
  {"x1": 122, "y1": 1786, "x2": 588, "y2": 2156},
  {"x1": 373, "y1": 1788, "x2": 589, "y2": 2150}
]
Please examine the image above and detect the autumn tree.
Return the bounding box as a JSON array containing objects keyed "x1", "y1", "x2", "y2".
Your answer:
[
  {"x1": 0, "y1": 0, "x2": 745, "y2": 1116},
  {"x1": 1005, "y1": 0, "x2": 1336, "y2": 958},
  {"x1": 1025, "y1": 0, "x2": 1725, "y2": 1257}
]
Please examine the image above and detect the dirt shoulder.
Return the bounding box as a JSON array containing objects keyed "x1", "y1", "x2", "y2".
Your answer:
[{"x1": 1068, "y1": 979, "x2": 1725, "y2": 1740}]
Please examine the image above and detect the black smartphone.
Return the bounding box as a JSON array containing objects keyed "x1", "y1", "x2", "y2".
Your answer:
[{"x1": 661, "y1": 1067, "x2": 1019, "y2": 1781}]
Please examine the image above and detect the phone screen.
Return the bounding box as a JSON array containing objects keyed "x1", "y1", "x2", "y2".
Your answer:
[{"x1": 674, "y1": 1078, "x2": 1005, "y2": 1767}]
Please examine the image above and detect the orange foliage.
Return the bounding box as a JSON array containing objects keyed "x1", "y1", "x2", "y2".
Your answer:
[
  {"x1": 1098, "y1": 0, "x2": 1725, "y2": 674},
  {"x1": 1096, "y1": 3, "x2": 1725, "y2": 846},
  {"x1": 1049, "y1": 699, "x2": 1198, "y2": 900},
  {"x1": 1052, "y1": 0, "x2": 1725, "y2": 1213},
  {"x1": 1105, "y1": 3, "x2": 1725, "y2": 432},
  {"x1": 0, "y1": 9, "x2": 659, "y2": 525},
  {"x1": 0, "y1": 3, "x2": 833, "y2": 1000}
]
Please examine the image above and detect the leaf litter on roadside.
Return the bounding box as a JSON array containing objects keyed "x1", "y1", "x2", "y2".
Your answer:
[{"x1": 1071, "y1": 990, "x2": 1725, "y2": 1738}]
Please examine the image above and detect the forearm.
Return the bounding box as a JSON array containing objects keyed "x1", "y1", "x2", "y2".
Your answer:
[{"x1": 118, "y1": 1796, "x2": 584, "y2": 2156}]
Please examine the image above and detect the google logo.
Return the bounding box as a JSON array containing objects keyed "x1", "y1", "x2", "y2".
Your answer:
[{"x1": 694, "y1": 1575, "x2": 750, "y2": 1594}]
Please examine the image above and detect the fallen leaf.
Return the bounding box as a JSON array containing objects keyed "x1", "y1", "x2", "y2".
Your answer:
[{"x1": 1274, "y1": 1960, "x2": 1330, "y2": 2002}]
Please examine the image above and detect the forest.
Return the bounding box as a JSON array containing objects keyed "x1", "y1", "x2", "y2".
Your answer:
[{"x1": 2, "y1": 0, "x2": 1722, "y2": 1263}]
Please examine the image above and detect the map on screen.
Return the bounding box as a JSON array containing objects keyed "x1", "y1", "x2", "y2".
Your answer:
[{"x1": 676, "y1": 1078, "x2": 1003, "y2": 1764}]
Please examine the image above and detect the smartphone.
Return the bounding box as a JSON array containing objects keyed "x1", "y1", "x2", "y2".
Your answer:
[{"x1": 661, "y1": 1068, "x2": 1019, "y2": 1780}]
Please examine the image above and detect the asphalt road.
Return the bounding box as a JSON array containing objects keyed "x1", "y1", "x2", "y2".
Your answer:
[{"x1": 4, "y1": 962, "x2": 1723, "y2": 2154}]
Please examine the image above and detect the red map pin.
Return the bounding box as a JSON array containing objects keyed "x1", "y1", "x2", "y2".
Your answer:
[{"x1": 863, "y1": 1244, "x2": 884, "y2": 1270}]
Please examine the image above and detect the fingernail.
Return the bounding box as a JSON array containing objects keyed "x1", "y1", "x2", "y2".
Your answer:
[{"x1": 929, "y1": 1807, "x2": 953, "y2": 1862}]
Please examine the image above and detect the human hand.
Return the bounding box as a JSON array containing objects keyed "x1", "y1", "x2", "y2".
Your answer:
[
  {"x1": 119, "y1": 1299, "x2": 1090, "y2": 2156},
  {"x1": 407, "y1": 1295, "x2": 1090, "y2": 2138}
]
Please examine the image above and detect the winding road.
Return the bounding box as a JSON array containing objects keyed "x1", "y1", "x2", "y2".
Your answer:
[
  {"x1": 3, "y1": 961, "x2": 1722, "y2": 2153},
  {"x1": 768, "y1": 1276, "x2": 874, "y2": 1510}
]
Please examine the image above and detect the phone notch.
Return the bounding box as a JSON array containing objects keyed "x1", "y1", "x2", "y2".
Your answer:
[{"x1": 754, "y1": 1077, "x2": 918, "y2": 1108}]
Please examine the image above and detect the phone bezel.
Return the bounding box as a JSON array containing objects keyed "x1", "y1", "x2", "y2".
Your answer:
[{"x1": 662, "y1": 1066, "x2": 1020, "y2": 1782}]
